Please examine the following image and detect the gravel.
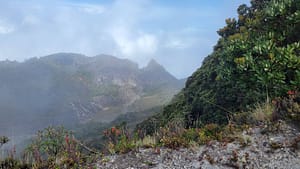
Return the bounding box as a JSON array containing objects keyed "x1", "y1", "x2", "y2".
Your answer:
[{"x1": 97, "y1": 121, "x2": 300, "y2": 169}]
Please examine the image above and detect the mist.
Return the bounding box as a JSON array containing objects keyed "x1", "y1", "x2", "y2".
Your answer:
[
  {"x1": 0, "y1": 0, "x2": 250, "y2": 159},
  {"x1": 0, "y1": 0, "x2": 249, "y2": 78}
]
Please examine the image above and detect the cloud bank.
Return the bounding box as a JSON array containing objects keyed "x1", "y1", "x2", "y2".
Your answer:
[{"x1": 0, "y1": 0, "x2": 249, "y2": 78}]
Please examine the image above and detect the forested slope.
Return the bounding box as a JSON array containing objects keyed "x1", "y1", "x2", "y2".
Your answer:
[{"x1": 140, "y1": 0, "x2": 300, "y2": 133}]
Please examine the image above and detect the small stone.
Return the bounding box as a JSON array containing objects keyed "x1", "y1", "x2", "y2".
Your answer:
[{"x1": 263, "y1": 142, "x2": 268, "y2": 147}]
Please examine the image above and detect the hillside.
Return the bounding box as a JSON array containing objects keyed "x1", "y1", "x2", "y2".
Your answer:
[
  {"x1": 1, "y1": 0, "x2": 300, "y2": 168},
  {"x1": 98, "y1": 1, "x2": 300, "y2": 168},
  {"x1": 0, "y1": 53, "x2": 184, "y2": 137},
  {"x1": 139, "y1": 0, "x2": 300, "y2": 132}
]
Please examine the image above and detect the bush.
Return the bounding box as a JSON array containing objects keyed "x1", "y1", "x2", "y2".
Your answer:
[
  {"x1": 24, "y1": 126, "x2": 96, "y2": 169},
  {"x1": 160, "y1": 135, "x2": 189, "y2": 149},
  {"x1": 182, "y1": 128, "x2": 200, "y2": 142},
  {"x1": 103, "y1": 123, "x2": 137, "y2": 154},
  {"x1": 198, "y1": 124, "x2": 223, "y2": 144},
  {"x1": 0, "y1": 157, "x2": 30, "y2": 169},
  {"x1": 273, "y1": 91, "x2": 300, "y2": 123}
]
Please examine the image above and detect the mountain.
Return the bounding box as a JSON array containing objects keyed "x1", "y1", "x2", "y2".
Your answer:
[{"x1": 0, "y1": 53, "x2": 184, "y2": 137}]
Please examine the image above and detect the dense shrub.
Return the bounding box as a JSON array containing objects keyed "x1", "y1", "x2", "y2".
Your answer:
[
  {"x1": 23, "y1": 126, "x2": 98, "y2": 169},
  {"x1": 273, "y1": 91, "x2": 300, "y2": 123},
  {"x1": 139, "y1": 0, "x2": 300, "y2": 130}
]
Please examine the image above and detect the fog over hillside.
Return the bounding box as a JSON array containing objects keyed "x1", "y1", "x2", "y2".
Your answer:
[{"x1": 0, "y1": 53, "x2": 184, "y2": 141}]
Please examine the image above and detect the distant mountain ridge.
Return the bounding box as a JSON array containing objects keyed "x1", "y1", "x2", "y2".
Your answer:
[{"x1": 0, "y1": 53, "x2": 184, "y2": 136}]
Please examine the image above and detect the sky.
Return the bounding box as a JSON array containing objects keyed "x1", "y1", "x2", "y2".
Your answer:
[{"x1": 0, "y1": 0, "x2": 250, "y2": 78}]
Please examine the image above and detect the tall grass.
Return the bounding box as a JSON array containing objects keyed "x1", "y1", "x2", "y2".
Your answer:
[{"x1": 251, "y1": 101, "x2": 274, "y2": 122}]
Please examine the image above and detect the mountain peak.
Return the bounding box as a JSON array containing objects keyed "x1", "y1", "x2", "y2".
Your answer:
[
  {"x1": 148, "y1": 59, "x2": 159, "y2": 65},
  {"x1": 145, "y1": 59, "x2": 163, "y2": 70}
]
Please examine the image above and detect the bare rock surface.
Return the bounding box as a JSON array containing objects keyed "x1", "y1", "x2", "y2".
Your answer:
[{"x1": 97, "y1": 121, "x2": 300, "y2": 169}]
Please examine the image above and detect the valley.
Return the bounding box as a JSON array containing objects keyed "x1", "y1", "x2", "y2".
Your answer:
[{"x1": 0, "y1": 53, "x2": 184, "y2": 145}]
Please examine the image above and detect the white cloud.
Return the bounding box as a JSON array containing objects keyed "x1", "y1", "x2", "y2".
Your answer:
[
  {"x1": 82, "y1": 7, "x2": 104, "y2": 14},
  {"x1": 0, "y1": 26, "x2": 13, "y2": 34},
  {"x1": 0, "y1": 20, "x2": 14, "y2": 34},
  {"x1": 0, "y1": 0, "x2": 250, "y2": 78},
  {"x1": 110, "y1": 27, "x2": 158, "y2": 61},
  {"x1": 104, "y1": 0, "x2": 159, "y2": 62},
  {"x1": 137, "y1": 33, "x2": 157, "y2": 54},
  {"x1": 165, "y1": 39, "x2": 186, "y2": 49},
  {"x1": 110, "y1": 27, "x2": 133, "y2": 56},
  {"x1": 74, "y1": 4, "x2": 106, "y2": 14}
]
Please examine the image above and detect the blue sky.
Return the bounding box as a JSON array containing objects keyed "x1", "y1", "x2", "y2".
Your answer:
[{"x1": 0, "y1": 0, "x2": 249, "y2": 78}]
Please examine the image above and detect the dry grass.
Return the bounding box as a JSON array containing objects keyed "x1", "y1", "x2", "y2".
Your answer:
[
  {"x1": 251, "y1": 102, "x2": 274, "y2": 122},
  {"x1": 139, "y1": 136, "x2": 157, "y2": 148}
]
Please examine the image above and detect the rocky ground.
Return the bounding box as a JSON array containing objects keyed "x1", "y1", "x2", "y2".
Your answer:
[{"x1": 96, "y1": 121, "x2": 300, "y2": 169}]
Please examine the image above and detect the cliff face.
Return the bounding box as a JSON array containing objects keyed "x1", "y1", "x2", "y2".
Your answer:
[
  {"x1": 68, "y1": 54, "x2": 184, "y2": 123},
  {"x1": 0, "y1": 53, "x2": 184, "y2": 135}
]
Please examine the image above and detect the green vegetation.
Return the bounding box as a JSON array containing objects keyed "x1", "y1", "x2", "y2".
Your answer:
[
  {"x1": 1, "y1": 0, "x2": 300, "y2": 168},
  {"x1": 1, "y1": 127, "x2": 100, "y2": 169},
  {"x1": 140, "y1": 0, "x2": 300, "y2": 132},
  {"x1": 104, "y1": 90, "x2": 300, "y2": 153}
]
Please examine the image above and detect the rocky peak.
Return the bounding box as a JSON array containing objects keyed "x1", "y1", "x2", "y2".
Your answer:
[{"x1": 144, "y1": 59, "x2": 165, "y2": 71}]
